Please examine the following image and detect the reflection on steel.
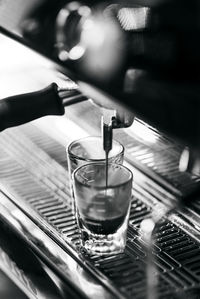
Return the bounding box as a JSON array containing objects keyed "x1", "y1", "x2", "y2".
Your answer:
[
  {"x1": 0, "y1": 244, "x2": 38, "y2": 299},
  {"x1": 0, "y1": 192, "x2": 122, "y2": 299},
  {"x1": 117, "y1": 7, "x2": 149, "y2": 31},
  {"x1": 0, "y1": 121, "x2": 200, "y2": 298},
  {"x1": 116, "y1": 121, "x2": 200, "y2": 196}
]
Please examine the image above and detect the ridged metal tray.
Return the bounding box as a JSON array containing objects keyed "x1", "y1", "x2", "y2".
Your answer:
[{"x1": 0, "y1": 120, "x2": 199, "y2": 299}]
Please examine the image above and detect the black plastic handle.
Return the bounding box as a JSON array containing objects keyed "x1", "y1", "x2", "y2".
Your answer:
[{"x1": 0, "y1": 83, "x2": 64, "y2": 131}]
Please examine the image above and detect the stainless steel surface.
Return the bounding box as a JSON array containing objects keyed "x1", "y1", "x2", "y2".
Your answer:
[
  {"x1": 0, "y1": 114, "x2": 200, "y2": 298},
  {"x1": 0, "y1": 269, "x2": 28, "y2": 299},
  {"x1": 0, "y1": 2, "x2": 200, "y2": 298},
  {"x1": 0, "y1": 191, "x2": 119, "y2": 299}
]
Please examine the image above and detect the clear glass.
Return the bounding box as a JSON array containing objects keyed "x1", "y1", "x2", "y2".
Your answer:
[
  {"x1": 73, "y1": 163, "x2": 133, "y2": 255},
  {"x1": 67, "y1": 136, "x2": 124, "y2": 213},
  {"x1": 67, "y1": 136, "x2": 124, "y2": 177}
]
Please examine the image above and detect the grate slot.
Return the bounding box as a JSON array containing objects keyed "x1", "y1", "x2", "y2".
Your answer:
[
  {"x1": 157, "y1": 232, "x2": 184, "y2": 243},
  {"x1": 34, "y1": 201, "x2": 63, "y2": 211},
  {"x1": 48, "y1": 211, "x2": 74, "y2": 222},
  {"x1": 164, "y1": 239, "x2": 193, "y2": 252},
  {"x1": 95, "y1": 256, "x2": 132, "y2": 267},
  {"x1": 102, "y1": 264, "x2": 138, "y2": 276},
  {"x1": 91, "y1": 253, "x2": 127, "y2": 263},
  {"x1": 129, "y1": 215, "x2": 151, "y2": 227},
  {"x1": 153, "y1": 254, "x2": 174, "y2": 272},
  {"x1": 158, "y1": 235, "x2": 188, "y2": 248},
  {"x1": 184, "y1": 258, "x2": 200, "y2": 269},
  {"x1": 53, "y1": 218, "x2": 76, "y2": 225},
  {"x1": 168, "y1": 269, "x2": 198, "y2": 287},
  {"x1": 162, "y1": 271, "x2": 189, "y2": 289},
  {"x1": 42, "y1": 208, "x2": 71, "y2": 218},
  {"x1": 56, "y1": 222, "x2": 77, "y2": 231},
  {"x1": 129, "y1": 209, "x2": 150, "y2": 218},
  {"x1": 155, "y1": 252, "x2": 181, "y2": 269},
  {"x1": 28, "y1": 194, "x2": 57, "y2": 203},
  {"x1": 168, "y1": 243, "x2": 199, "y2": 256},
  {"x1": 172, "y1": 248, "x2": 200, "y2": 262},
  {"x1": 156, "y1": 226, "x2": 179, "y2": 236},
  {"x1": 62, "y1": 230, "x2": 79, "y2": 239}
]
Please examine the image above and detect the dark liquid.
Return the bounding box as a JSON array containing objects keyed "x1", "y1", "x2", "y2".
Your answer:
[
  {"x1": 81, "y1": 214, "x2": 125, "y2": 235},
  {"x1": 105, "y1": 151, "x2": 108, "y2": 189}
]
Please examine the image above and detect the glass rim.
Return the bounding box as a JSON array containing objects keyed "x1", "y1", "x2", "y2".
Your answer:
[
  {"x1": 67, "y1": 136, "x2": 124, "y2": 162},
  {"x1": 73, "y1": 162, "x2": 133, "y2": 190}
]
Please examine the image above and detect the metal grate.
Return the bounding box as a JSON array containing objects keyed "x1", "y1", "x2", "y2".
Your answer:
[{"x1": 0, "y1": 124, "x2": 200, "y2": 298}]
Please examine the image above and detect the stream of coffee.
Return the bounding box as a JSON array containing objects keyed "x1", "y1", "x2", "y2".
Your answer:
[
  {"x1": 103, "y1": 121, "x2": 112, "y2": 191},
  {"x1": 105, "y1": 150, "x2": 109, "y2": 189}
]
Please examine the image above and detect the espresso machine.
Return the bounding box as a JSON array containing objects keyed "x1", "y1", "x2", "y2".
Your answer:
[{"x1": 0, "y1": 0, "x2": 200, "y2": 298}]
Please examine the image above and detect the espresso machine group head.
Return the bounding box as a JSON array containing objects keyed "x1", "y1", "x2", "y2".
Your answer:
[{"x1": 1, "y1": 0, "x2": 200, "y2": 174}]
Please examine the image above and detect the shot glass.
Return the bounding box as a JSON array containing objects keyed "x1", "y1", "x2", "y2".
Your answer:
[
  {"x1": 67, "y1": 136, "x2": 124, "y2": 210},
  {"x1": 73, "y1": 162, "x2": 133, "y2": 255},
  {"x1": 67, "y1": 136, "x2": 124, "y2": 178}
]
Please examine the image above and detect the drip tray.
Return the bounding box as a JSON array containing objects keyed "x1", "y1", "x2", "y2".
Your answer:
[{"x1": 0, "y1": 124, "x2": 200, "y2": 299}]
